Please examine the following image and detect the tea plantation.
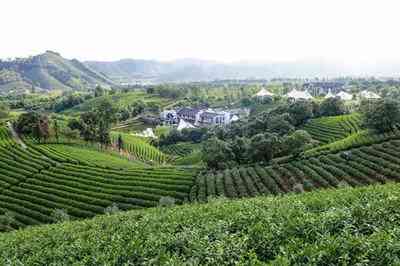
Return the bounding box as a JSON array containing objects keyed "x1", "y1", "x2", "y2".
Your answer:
[
  {"x1": 193, "y1": 138, "x2": 400, "y2": 201},
  {"x1": 303, "y1": 113, "x2": 362, "y2": 144},
  {"x1": 0, "y1": 126, "x2": 196, "y2": 231},
  {"x1": 1, "y1": 183, "x2": 400, "y2": 265}
]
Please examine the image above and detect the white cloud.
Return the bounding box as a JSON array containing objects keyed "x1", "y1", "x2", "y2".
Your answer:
[{"x1": 1, "y1": 0, "x2": 400, "y2": 63}]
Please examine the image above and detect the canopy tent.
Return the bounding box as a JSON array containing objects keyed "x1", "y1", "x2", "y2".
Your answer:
[
  {"x1": 177, "y1": 119, "x2": 195, "y2": 131},
  {"x1": 360, "y1": 90, "x2": 381, "y2": 99},
  {"x1": 134, "y1": 128, "x2": 157, "y2": 138},
  {"x1": 285, "y1": 89, "x2": 314, "y2": 100},
  {"x1": 230, "y1": 115, "x2": 239, "y2": 122},
  {"x1": 336, "y1": 91, "x2": 353, "y2": 101},
  {"x1": 254, "y1": 88, "x2": 274, "y2": 97},
  {"x1": 324, "y1": 90, "x2": 335, "y2": 99}
]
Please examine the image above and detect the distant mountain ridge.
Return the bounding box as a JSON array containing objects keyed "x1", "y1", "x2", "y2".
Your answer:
[
  {"x1": 0, "y1": 51, "x2": 114, "y2": 94},
  {"x1": 86, "y1": 58, "x2": 400, "y2": 84},
  {"x1": 1, "y1": 51, "x2": 400, "y2": 94}
]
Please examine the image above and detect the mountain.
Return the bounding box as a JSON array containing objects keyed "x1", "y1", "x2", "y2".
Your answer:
[
  {"x1": 0, "y1": 51, "x2": 114, "y2": 94},
  {"x1": 87, "y1": 58, "x2": 400, "y2": 84}
]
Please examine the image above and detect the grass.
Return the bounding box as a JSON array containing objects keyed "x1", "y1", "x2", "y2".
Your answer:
[{"x1": 1, "y1": 183, "x2": 400, "y2": 265}]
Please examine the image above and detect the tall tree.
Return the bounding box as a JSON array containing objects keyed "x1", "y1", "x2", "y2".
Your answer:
[
  {"x1": 53, "y1": 119, "x2": 59, "y2": 142},
  {"x1": 363, "y1": 99, "x2": 400, "y2": 133},
  {"x1": 95, "y1": 99, "x2": 117, "y2": 147},
  {"x1": 117, "y1": 134, "x2": 123, "y2": 152},
  {"x1": 319, "y1": 97, "x2": 346, "y2": 117}
]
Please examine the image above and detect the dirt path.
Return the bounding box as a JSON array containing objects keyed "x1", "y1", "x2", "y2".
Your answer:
[{"x1": 7, "y1": 121, "x2": 27, "y2": 149}]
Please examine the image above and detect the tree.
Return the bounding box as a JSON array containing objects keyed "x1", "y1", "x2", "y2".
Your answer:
[
  {"x1": 283, "y1": 130, "x2": 312, "y2": 158},
  {"x1": 79, "y1": 111, "x2": 98, "y2": 142},
  {"x1": 14, "y1": 112, "x2": 41, "y2": 135},
  {"x1": 202, "y1": 138, "x2": 236, "y2": 169},
  {"x1": 38, "y1": 116, "x2": 50, "y2": 143},
  {"x1": 0, "y1": 102, "x2": 9, "y2": 119},
  {"x1": 53, "y1": 119, "x2": 59, "y2": 142},
  {"x1": 288, "y1": 100, "x2": 314, "y2": 126},
  {"x1": 95, "y1": 99, "x2": 117, "y2": 147},
  {"x1": 363, "y1": 99, "x2": 400, "y2": 133},
  {"x1": 117, "y1": 134, "x2": 123, "y2": 152},
  {"x1": 67, "y1": 118, "x2": 82, "y2": 131},
  {"x1": 248, "y1": 133, "x2": 280, "y2": 162},
  {"x1": 231, "y1": 137, "x2": 250, "y2": 164},
  {"x1": 319, "y1": 97, "x2": 346, "y2": 116},
  {"x1": 62, "y1": 127, "x2": 80, "y2": 141},
  {"x1": 94, "y1": 85, "x2": 105, "y2": 97}
]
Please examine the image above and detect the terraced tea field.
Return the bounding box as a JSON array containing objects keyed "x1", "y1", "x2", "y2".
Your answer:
[
  {"x1": 160, "y1": 142, "x2": 200, "y2": 157},
  {"x1": 303, "y1": 113, "x2": 362, "y2": 144},
  {"x1": 192, "y1": 139, "x2": 400, "y2": 201},
  {"x1": 0, "y1": 127, "x2": 196, "y2": 232},
  {"x1": 30, "y1": 143, "x2": 148, "y2": 168},
  {"x1": 111, "y1": 132, "x2": 170, "y2": 164}
]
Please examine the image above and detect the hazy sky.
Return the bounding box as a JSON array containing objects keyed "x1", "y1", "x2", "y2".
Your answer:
[{"x1": 1, "y1": 0, "x2": 400, "y2": 63}]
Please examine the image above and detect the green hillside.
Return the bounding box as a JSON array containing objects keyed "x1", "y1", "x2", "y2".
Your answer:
[
  {"x1": 111, "y1": 132, "x2": 171, "y2": 164},
  {"x1": 193, "y1": 138, "x2": 400, "y2": 201},
  {"x1": 0, "y1": 127, "x2": 196, "y2": 231},
  {"x1": 303, "y1": 113, "x2": 362, "y2": 144},
  {"x1": 63, "y1": 91, "x2": 172, "y2": 115},
  {"x1": 0, "y1": 51, "x2": 114, "y2": 94},
  {"x1": 30, "y1": 143, "x2": 148, "y2": 169},
  {"x1": 1, "y1": 183, "x2": 400, "y2": 265}
]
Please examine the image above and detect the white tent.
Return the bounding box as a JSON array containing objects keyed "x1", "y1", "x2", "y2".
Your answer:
[
  {"x1": 254, "y1": 88, "x2": 274, "y2": 97},
  {"x1": 230, "y1": 115, "x2": 239, "y2": 122},
  {"x1": 134, "y1": 128, "x2": 157, "y2": 138},
  {"x1": 336, "y1": 91, "x2": 353, "y2": 101},
  {"x1": 177, "y1": 119, "x2": 195, "y2": 131},
  {"x1": 360, "y1": 90, "x2": 381, "y2": 99},
  {"x1": 285, "y1": 89, "x2": 314, "y2": 100},
  {"x1": 324, "y1": 90, "x2": 335, "y2": 99}
]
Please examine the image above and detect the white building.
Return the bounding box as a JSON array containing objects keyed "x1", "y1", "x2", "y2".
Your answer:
[{"x1": 160, "y1": 110, "x2": 178, "y2": 124}]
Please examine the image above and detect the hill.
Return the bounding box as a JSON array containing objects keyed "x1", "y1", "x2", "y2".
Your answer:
[
  {"x1": 1, "y1": 182, "x2": 399, "y2": 265},
  {"x1": 0, "y1": 51, "x2": 114, "y2": 94},
  {"x1": 85, "y1": 58, "x2": 357, "y2": 83},
  {"x1": 62, "y1": 91, "x2": 172, "y2": 115},
  {"x1": 86, "y1": 57, "x2": 400, "y2": 83},
  {"x1": 193, "y1": 138, "x2": 400, "y2": 200},
  {"x1": 0, "y1": 126, "x2": 196, "y2": 231}
]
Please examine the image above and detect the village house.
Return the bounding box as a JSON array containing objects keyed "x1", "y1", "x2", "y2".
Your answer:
[{"x1": 161, "y1": 107, "x2": 247, "y2": 128}]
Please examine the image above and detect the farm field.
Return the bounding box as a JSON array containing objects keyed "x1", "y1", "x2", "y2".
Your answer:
[
  {"x1": 160, "y1": 142, "x2": 201, "y2": 157},
  {"x1": 160, "y1": 142, "x2": 203, "y2": 165},
  {"x1": 1, "y1": 182, "x2": 400, "y2": 265},
  {"x1": 303, "y1": 113, "x2": 362, "y2": 144},
  {"x1": 62, "y1": 91, "x2": 173, "y2": 115},
  {"x1": 111, "y1": 132, "x2": 170, "y2": 164},
  {"x1": 31, "y1": 143, "x2": 148, "y2": 168},
  {"x1": 0, "y1": 126, "x2": 196, "y2": 232},
  {"x1": 304, "y1": 129, "x2": 400, "y2": 157},
  {"x1": 192, "y1": 138, "x2": 400, "y2": 201}
]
